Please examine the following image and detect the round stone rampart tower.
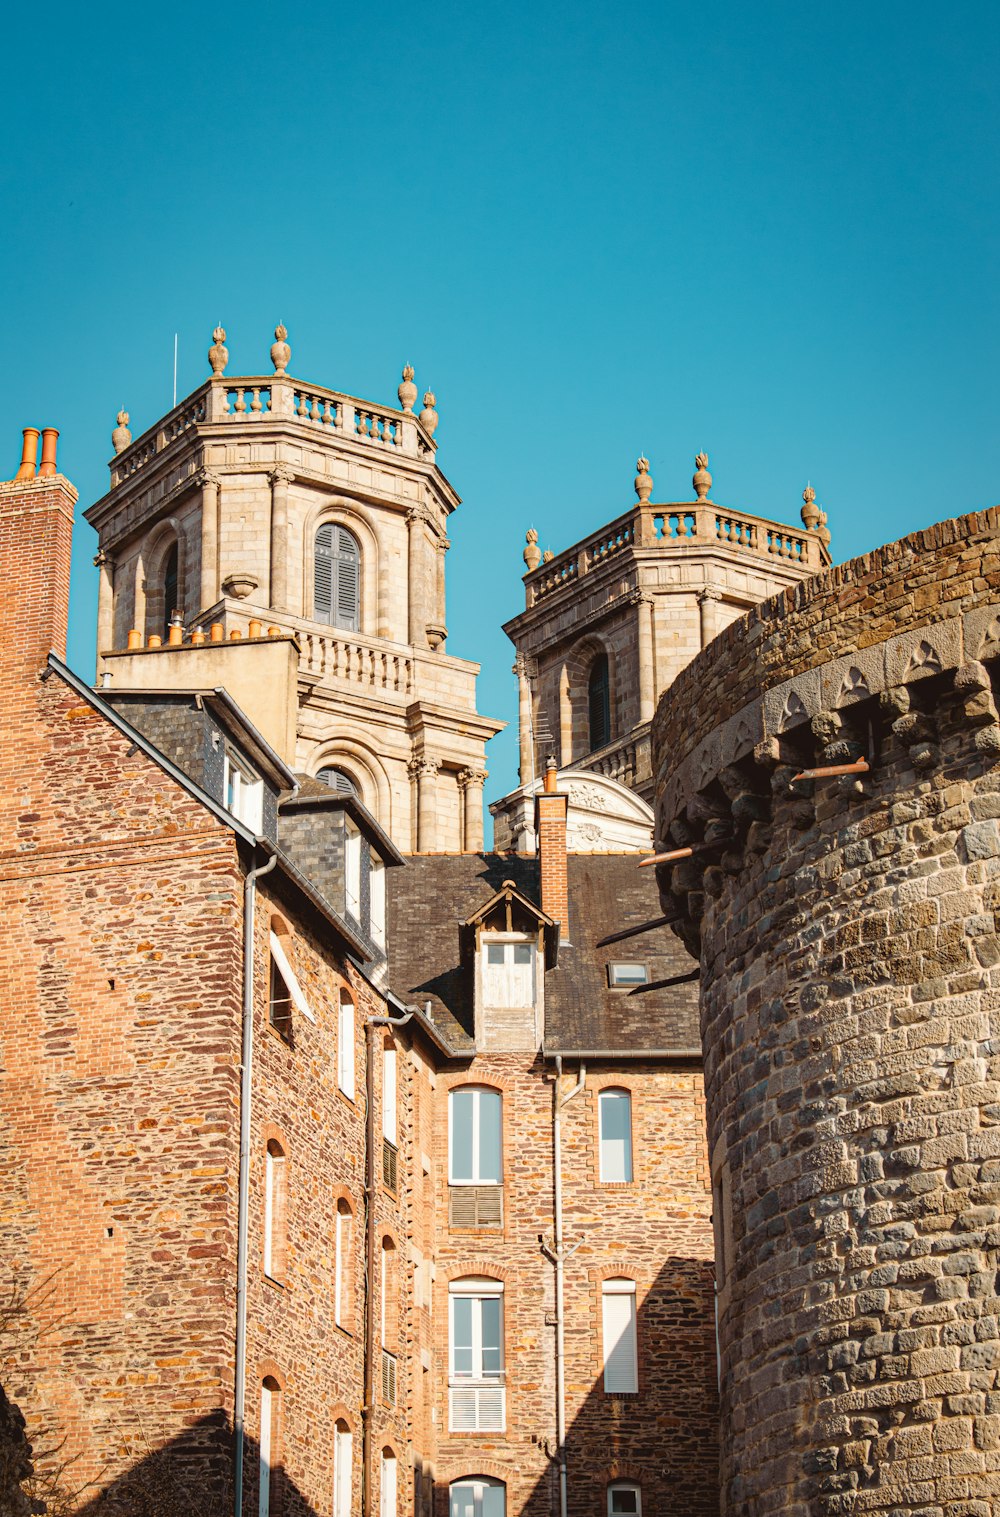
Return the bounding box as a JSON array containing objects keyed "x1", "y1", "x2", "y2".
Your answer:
[{"x1": 651, "y1": 508, "x2": 1000, "y2": 1516}]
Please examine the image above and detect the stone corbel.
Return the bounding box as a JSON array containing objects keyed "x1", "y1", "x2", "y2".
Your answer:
[{"x1": 954, "y1": 662, "x2": 1000, "y2": 756}]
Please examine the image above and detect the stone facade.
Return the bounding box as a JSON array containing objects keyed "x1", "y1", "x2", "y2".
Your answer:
[
  {"x1": 85, "y1": 336, "x2": 501, "y2": 852},
  {"x1": 651, "y1": 508, "x2": 1000, "y2": 1516},
  {"x1": 497, "y1": 455, "x2": 830, "y2": 839}
]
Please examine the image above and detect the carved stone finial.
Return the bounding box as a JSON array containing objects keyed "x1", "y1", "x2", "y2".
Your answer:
[
  {"x1": 270, "y1": 323, "x2": 291, "y2": 375},
  {"x1": 398, "y1": 364, "x2": 418, "y2": 413},
  {"x1": 693, "y1": 452, "x2": 712, "y2": 500},
  {"x1": 816, "y1": 507, "x2": 831, "y2": 548},
  {"x1": 112, "y1": 409, "x2": 132, "y2": 454},
  {"x1": 208, "y1": 326, "x2": 229, "y2": 376},
  {"x1": 542, "y1": 549, "x2": 554, "y2": 562},
  {"x1": 801, "y1": 483, "x2": 820, "y2": 531},
  {"x1": 634, "y1": 455, "x2": 654, "y2": 503},
  {"x1": 523, "y1": 528, "x2": 542, "y2": 572},
  {"x1": 419, "y1": 391, "x2": 439, "y2": 436}
]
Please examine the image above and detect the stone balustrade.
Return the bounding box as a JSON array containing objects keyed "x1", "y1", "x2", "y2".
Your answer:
[
  {"x1": 299, "y1": 626, "x2": 414, "y2": 697},
  {"x1": 525, "y1": 501, "x2": 828, "y2": 606},
  {"x1": 109, "y1": 375, "x2": 434, "y2": 487}
]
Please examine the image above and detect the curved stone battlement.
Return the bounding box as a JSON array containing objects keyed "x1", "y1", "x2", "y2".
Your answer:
[{"x1": 651, "y1": 506, "x2": 1000, "y2": 1516}]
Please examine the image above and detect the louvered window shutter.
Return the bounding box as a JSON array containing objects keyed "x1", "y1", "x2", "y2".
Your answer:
[
  {"x1": 602, "y1": 1286, "x2": 638, "y2": 1393},
  {"x1": 314, "y1": 525, "x2": 335, "y2": 623},
  {"x1": 335, "y1": 528, "x2": 360, "y2": 631}
]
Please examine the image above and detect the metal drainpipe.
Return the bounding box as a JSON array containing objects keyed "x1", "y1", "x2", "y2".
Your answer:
[
  {"x1": 541, "y1": 1054, "x2": 585, "y2": 1517},
  {"x1": 362, "y1": 1005, "x2": 413, "y2": 1517},
  {"x1": 233, "y1": 849, "x2": 278, "y2": 1517}
]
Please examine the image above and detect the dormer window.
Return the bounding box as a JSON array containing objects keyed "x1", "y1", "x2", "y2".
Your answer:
[
  {"x1": 224, "y1": 750, "x2": 263, "y2": 832},
  {"x1": 345, "y1": 819, "x2": 362, "y2": 921},
  {"x1": 607, "y1": 962, "x2": 649, "y2": 988},
  {"x1": 481, "y1": 936, "x2": 535, "y2": 1009}
]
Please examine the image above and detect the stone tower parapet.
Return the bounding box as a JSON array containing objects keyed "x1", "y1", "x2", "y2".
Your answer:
[{"x1": 651, "y1": 506, "x2": 1000, "y2": 1515}]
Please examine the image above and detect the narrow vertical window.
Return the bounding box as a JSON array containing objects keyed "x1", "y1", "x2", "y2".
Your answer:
[
  {"x1": 588, "y1": 651, "x2": 611, "y2": 750},
  {"x1": 162, "y1": 541, "x2": 179, "y2": 637},
  {"x1": 370, "y1": 855, "x2": 386, "y2": 948},
  {"x1": 449, "y1": 1279, "x2": 505, "y2": 1432},
  {"x1": 601, "y1": 1278, "x2": 638, "y2": 1394},
  {"x1": 315, "y1": 524, "x2": 360, "y2": 631},
  {"x1": 599, "y1": 1089, "x2": 633, "y2": 1183},
  {"x1": 338, "y1": 992, "x2": 355, "y2": 1100},
  {"x1": 258, "y1": 1376, "x2": 281, "y2": 1517},
  {"x1": 449, "y1": 1088, "x2": 502, "y2": 1184},
  {"x1": 381, "y1": 1237, "x2": 398, "y2": 1404},
  {"x1": 380, "y1": 1450, "x2": 397, "y2": 1517},
  {"x1": 334, "y1": 1198, "x2": 353, "y2": 1329},
  {"x1": 263, "y1": 1140, "x2": 287, "y2": 1281},
  {"x1": 333, "y1": 1420, "x2": 352, "y2": 1517},
  {"x1": 382, "y1": 1044, "x2": 397, "y2": 1146}
]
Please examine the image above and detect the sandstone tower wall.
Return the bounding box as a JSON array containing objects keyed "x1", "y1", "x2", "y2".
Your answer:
[{"x1": 651, "y1": 508, "x2": 1000, "y2": 1515}]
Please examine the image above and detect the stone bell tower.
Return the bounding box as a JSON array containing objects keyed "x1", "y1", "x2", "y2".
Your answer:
[{"x1": 85, "y1": 325, "x2": 503, "y2": 852}]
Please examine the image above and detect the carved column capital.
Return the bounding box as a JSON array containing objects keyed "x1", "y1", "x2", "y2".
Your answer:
[
  {"x1": 268, "y1": 464, "x2": 295, "y2": 488},
  {"x1": 630, "y1": 589, "x2": 654, "y2": 607},
  {"x1": 195, "y1": 467, "x2": 222, "y2": 491},
  {"x1": 408, "y1": 756, "x2": 439, "y2": 781},
  {"x1": 406, "y1": 505, "x2": 431, "y2": 529},
  {"x1": 698, "y1": 585, "x2": 723, "y2": 604},
  {"x1": 458, "y1": 768, "x2": 487, "y2": 792}
]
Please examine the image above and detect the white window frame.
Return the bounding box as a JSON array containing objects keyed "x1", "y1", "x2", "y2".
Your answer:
[
  {"x1": 263, "y1": 1144, "x2": 285, "y2": 1280},
  {"x1": 338, "y1": 992, "x2": 355, "y2": 1100},
  {"x1": 268, "y1": 931, "x2": 316, "y2": 1024},
  {"x1": 449, "y1": 1479, "x2": 506, "y2": 1517},
  {"x1": 379, "y1": 1450, "x2": 397, "y2": 1517},
  {"x1": 224, "y1": 749, "x2": 264, "y2": 833},
  {"x1": 608, "y1": 1482, "x2": 642, "y2": 1515},
  {"x1": 345, "y1": 819, "x2": 362, "y2": 921},
  {"x1": 598, "y1": 1088, "x2": 634, "y2": 1184},
  {"x1": 370, "y1": 854, "x2": 386, "y2": 948},
  {"x1": 382, "y1": 1044, "x2": 397, "y2": 1146},
  {"x1": 258, "y1": 1380, "x2": 275, "y2": 1517},
  {"x1": 480, "y1": 932, "x2": 536, "y2": 1010},
  {"x1": 601, "y1": 1277, "x2": 638, "y2": 1394},
  {"x1": 333, "y1": 1422, "x2": 352, "y2": 1517},
  {"x1": 334, "y1": 1200, "x2": 351, "y2": 1328},
  {"x1": 607, "y1": 961, "x2": 649, "y2": 988},
  {"x1": 448, "y1": 1277, "x2": 505, "y2": 1432},
  {"x1": 448, "y1": 1086, "x2": 503, "y2": 1185}
]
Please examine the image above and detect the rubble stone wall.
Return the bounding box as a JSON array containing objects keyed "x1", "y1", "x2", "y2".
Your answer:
[{"x1": 651, "y1": 508, "x2": 1000, "y2": 1516}]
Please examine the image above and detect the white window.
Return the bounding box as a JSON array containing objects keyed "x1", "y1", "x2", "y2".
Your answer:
[
  {"x1": 258, "y1": 1378, "x2": 279, "y2": 1516},
  {"x1": 380, "y1": 1450, "x2": 397, "y2": 1517},
  {"x1": 334, "y1": 1198, "x2": 351, "y2": 1328},
  {"x1": 608, "y1": 1483, "x2": 641, "y2": 1515},
  {"x1": 449, "y1": 1479, "x2": 506, "y2": 1517},
  {"x1": 449, "y1": 1087, "x2": 502, "y2": 1184},
  {"x1": 449, "y1": 1278, "x2": 505, "y2": 1432},
  {"x1": 224, "y1": 750, "x2": 264, "y2": 833},
  {"x1": 602, "y1": 1278, "x2": 638, "y2": 1394},
  {"x1": 345, "y1": 820, "x2": 362, "y2": 921},
  {"x1": 269, "y1": 931, "x2": 316, "y2": 1025},
  {"x1": 599, "y1": 1089, "x2": 633, "y2": 1183},
  {"x1": 481, "y1": 935, "x2": 534, "y2": 1008},
  {"x1": 338, "y1": 992, "x2": 355, "y2": 1100},
  {"x1": 382, "y1": 1044, "x2": 397, "y2": 1146},
  {"x1": 607, "y1": 962, "x2": 649, "y2": 988},
  {"x1": 263, "y1": 1140, "x2": 286, "y2": 1280},
  {"x1": 370, "y1": 855, "x2": 386, "y2": 948},
  {"x1": 333, "y1": 1420, "x2": 352, "y2": 1517}
]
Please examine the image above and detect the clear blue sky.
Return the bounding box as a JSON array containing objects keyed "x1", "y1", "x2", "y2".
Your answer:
[{"x1": 3, "y1": 1, "x2": 997, "y2": 821}]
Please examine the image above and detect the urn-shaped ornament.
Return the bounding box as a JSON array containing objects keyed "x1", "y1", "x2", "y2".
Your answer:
[
  {"x1": 208, "y1": 326, "x2": 229, "y2": 375},
  {"x1": 817, "y1": 509, "x2": 831, "y2": 548},
  {"x1": 801, "y1": 484, "x2": 820, "y2": 531},
  {"x1": 419, "y1": 391, "x2": 439, "y2": 436},
  {"x1": 523, "y1": 529, "x2": 542, "y2": 572},
  {"x1": 693, "y1": 452, "x2": 712, "y2": 499},
  {"x1": 112, "y1": 409, "x2": 133, "y2": 455},
  {"x1": 398, "y1": 364, "x2": 418, "y2": 413},
  {"x1": 634, "y1": 455, "x2": 654, "y2": 503},
  {"x1": 270, "y1": 323, "x2": 291, "y2": 375}
]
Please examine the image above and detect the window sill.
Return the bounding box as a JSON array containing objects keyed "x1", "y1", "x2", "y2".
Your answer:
[
  {"x1": 336, "y1": 1086, "x2": 358, "y2": 1110},
  {"x1": 263, "y1": 1271, "x2": 288, "y2": 1292},
  {"x1": 334, "y1": 1321, "x2": 354, "y2": 1340}
]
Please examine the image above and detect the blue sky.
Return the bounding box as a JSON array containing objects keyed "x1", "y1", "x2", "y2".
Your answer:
[{"x1": 3, "y1": 1, "x2": 997, "y2": 820}]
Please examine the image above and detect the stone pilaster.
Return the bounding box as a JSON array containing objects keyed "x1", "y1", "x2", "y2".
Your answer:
[
  {"x1": 632, "y1": 589, "x2": 656, "y2": 722},
  {"x1": 268, "y1": 464, "x2": 294, "y2": 612},
  {"x1": 406, "y1": 507, "x2": 429, "y2": 647},
  {"x1": 457, "y1": 768, "x2": 486, "y2": 852},
  {"x1": 514, "y1": 653, "x2": 534, "y2": 787},
  {"x1": 697, "y1": 585, "x2": 722, "y2": 649},
  {"x1": 94, "y1": 548, "x2": 115, "y2": 654},
  {"x1": 197, "y1": 468, "x2": 221, "y2": 613},
  {"x1": 408, "y1": 757, "x2": 439, "y2": 852}
]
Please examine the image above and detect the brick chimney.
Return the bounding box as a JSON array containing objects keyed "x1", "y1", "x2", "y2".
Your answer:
[
  {"x1": 535, "y1": 757, "x2": 569, "y2": 939},
  {"x1": 0, "y1": 428, "x2": 77, "y2": 688}
]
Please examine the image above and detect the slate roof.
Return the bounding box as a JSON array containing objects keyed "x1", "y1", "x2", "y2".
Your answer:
[{"x1": 386, "y1": 852, "x2": 701, "y2": 1057}]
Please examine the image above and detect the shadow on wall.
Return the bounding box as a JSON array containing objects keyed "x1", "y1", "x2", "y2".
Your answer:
[
  {"x1": 435, "y1": 1254, "x2": 720, "y2": 1517},
  {"x1": 71, "y1": 1411, "x2": 316, "y2": 1517}
]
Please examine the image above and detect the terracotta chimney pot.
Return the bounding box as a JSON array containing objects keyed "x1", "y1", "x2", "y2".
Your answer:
[
  {"x1": 191, "y1": 627, "x2": 206, "y2": 646},
  {"x1": 268, "y1": 625, "x2": 281, "y2": 637},
  {"x1": 38, "y1": 428, "x2": 59, "y2": 478},
  {"x1": 210, "y1": 623, "x2": 224, "y2": 642},
  {"x1": 127, "y1": 629, "x2": 142, "y2": 649},
  {"x1": 147, "y1": 634, "x2": 162, "y2": 649},
  {"x1": 230, "y1": 629, "x2": 242, "y2": 640},
  {"x1": 167, "y1": 623, "x2": 183, "y2": 646},
  {"x1": 248, "y1": 618, "x2": 262, "y2": 638},
  {"x1": 14, "y1": 428, "x2": 40, "y2": 482}
]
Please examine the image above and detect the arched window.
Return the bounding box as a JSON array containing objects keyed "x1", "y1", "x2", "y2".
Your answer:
[
  {"x1": 379, "y1": 1449, "x2": 397, "y2": 1517},
  {"x1": 162, "y1": 541, "x2": 179, "y2": 637},
  {"x1": 263, "y1": 1139, "x2": 288, "y2": 1281},
  {"x1": 258, "y1": 1375, "x2": 282, "y2": 1517},
  {"x1": 334, "y1": 1197, "x2": 354, "y2": 1329},
  {"x1": 588, "y1": 651, "x2": 611, "y2": 751},
  {"x1": 449, "y1": 1278, "x2": 505, "y2": 1432},
  {"x1": 381, "y1": 1236, "x2": 398, "y2": 1403},
  {"x1": 338, "y1": 990, "x2": 355, "y2": 1100},
  {"x1": 333, "y1": 1419, "x2": 352, "y2": 1517},
  {"x1": 608, "y1": 1484, "x2": 641, "y2": 1515},
  {"x1": 318, "y1": 765, "x2": 358, "y2": 796},
  {"x1": 315, "y1": 524, "x2": 360, "y2": 631},
  {"x1": 598, "y1": 1089, "x2": 633, "y2": 1183},
  {"x1": 449, "y1": 1477, "x2": 506, "y2": 1517}
]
